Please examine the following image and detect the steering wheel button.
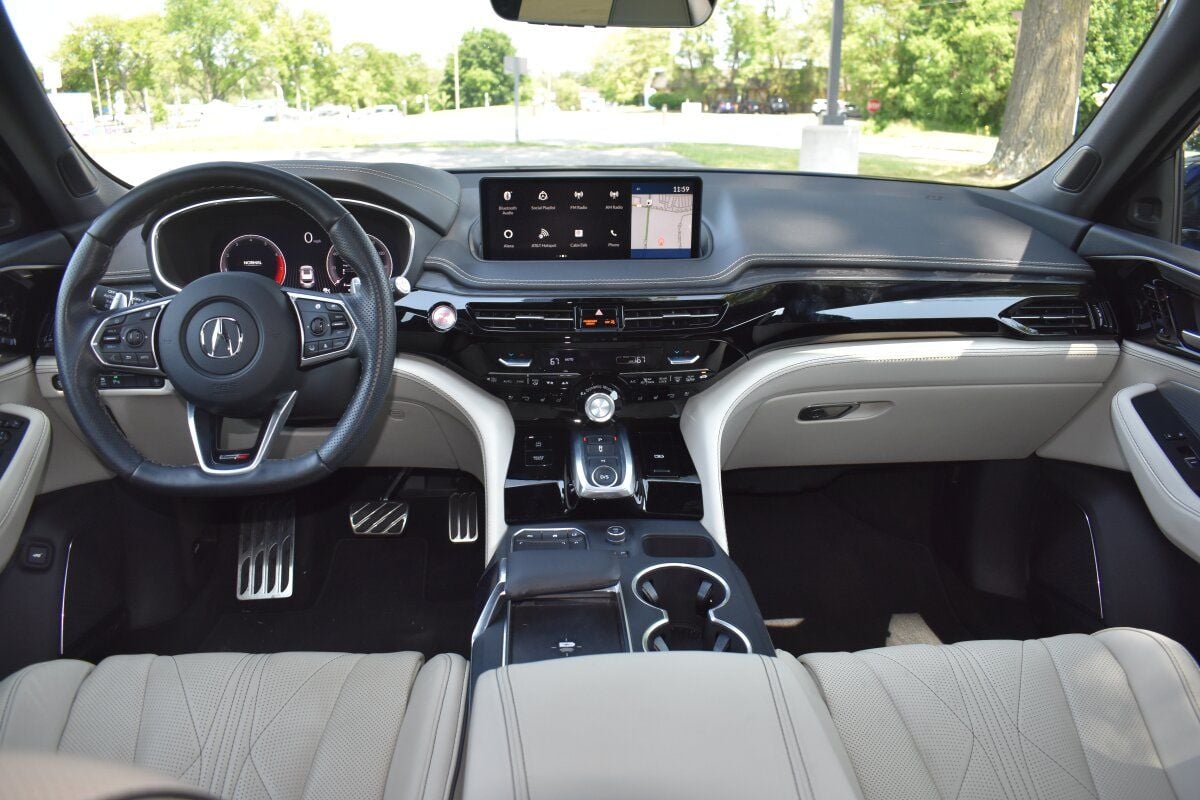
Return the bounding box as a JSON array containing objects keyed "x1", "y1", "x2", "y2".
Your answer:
[
  {"x1": 303, "y1": 342, "x2": 319, "y2": 356},
  {"x1": 125, "y1": 329, "x2": 146, "y2": 347},
  {"x1": 331, "y1": 337, "x2": 349, "y2": 349},
  {"x1": 309, "y1": 317, "x2": 328, "y2": 336}
]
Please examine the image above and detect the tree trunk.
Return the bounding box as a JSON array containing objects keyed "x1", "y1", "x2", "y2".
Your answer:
[{"x1": 989, "y1": 0, "x2": 1091, "y2": 180}]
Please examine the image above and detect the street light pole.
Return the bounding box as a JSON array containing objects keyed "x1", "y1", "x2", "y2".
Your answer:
[
  {"x1": 454, "y1": 48, "x2": 461, "y2": 111},
  {"x1": 91, "y1": 59, "x2": 102, "y2": 117},
  {"x1": 823, "y1": 0, "x2": 844, "y2": 126}
]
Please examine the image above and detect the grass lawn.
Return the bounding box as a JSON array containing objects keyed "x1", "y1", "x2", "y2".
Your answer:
[{"x1": 662, "y1": 142, "x2": 1008, "y2": 187}]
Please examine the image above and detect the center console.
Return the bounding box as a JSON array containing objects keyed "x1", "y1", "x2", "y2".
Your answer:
[{"x1": 469, "y1": 519, "x2": 773, "y2": 685}]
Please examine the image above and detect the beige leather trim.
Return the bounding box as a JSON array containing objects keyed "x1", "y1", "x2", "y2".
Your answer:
[
  {"x1": 681, "y1": 338, "x2": 1118, "y2": 550},
  {"x1": 1111, "y1": 382, "x2": 1200, "y2": 562},
  {"x1": 388, "y1": 357, "x2": 513, "y2": 562},
  {"x1": 0, "y1": 751, "x2": 213, "y2": 800},
  {"x1": 0, "y1": 660, "x2": 93, "y2": 749},
  {"x1": 460, "y1": 652, "x2": 863, "y2": 800},
  {"x1": 1093, "y1": 628, "x2": 1200, "y2": 796},
  {"x1": 31, "y1": 355, "x2": 512, "y2": 559},
  {"x1": 1040, "y1": 340, "x2": 1200, "y2": 470},
  {"x1": 384, "y1": 652, "x2": 468, "y2": 800},
  {"x1": 0, "y1": 404, "x2": 51, "y2": 571}
]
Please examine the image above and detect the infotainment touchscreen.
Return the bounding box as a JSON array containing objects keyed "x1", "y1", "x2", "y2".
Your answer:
[{"x1": 479, "y1": 177, "x2": 702, "y2": 260}]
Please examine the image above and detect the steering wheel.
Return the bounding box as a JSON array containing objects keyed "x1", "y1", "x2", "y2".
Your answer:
[{"x1": 54, "y1": 163, "x2": 396, "y2": 495}]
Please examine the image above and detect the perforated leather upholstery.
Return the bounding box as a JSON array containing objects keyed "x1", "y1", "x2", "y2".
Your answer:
[
  {"x1": 0, "y1": 651, "x2": 467, "y2": 800},
  {"x1": 799, "y1": 628, "x2": 1200, "y2": 800}
]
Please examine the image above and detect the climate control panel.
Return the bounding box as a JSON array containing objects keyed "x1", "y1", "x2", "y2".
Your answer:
[{"x1": 468, "y1": 340, "x2": 729, "y2": 417}]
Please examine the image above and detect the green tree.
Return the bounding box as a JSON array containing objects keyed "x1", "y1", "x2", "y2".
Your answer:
[
  {"x1": 674, "y1": 26, "x2": 721, "y2": 106},
  {"x1": 588, "y1": 29, "x2": 671, "y2": 105},
  {"x1": 331, "y1": 43, "x2": 435, "y2": 110},
  {"x1": 164, "y1": 0, "x2": 267, "y2": 102},
  {"x1": 55, "y1": 14, "x2": 169, "y2": 109},
  {"x1": 265, "y1": 6, "x2": 335, "y2": 107},
  {"x1": 1077, "y1": 0, "x2": 1160, "y2": 130},
  {"x1": 722, "y1": 0, "x2": 762, "y2": 99},
  {"x1": 442, "y1": 28, "x2": 516, "y2": 108}
]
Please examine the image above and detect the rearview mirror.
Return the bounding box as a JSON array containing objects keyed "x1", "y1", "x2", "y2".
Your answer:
[{"x1": 490, "y1": 0, "x2": 716, "y2": 28}]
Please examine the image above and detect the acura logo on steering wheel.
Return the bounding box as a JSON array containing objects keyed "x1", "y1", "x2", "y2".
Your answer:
[{"x1": 199, "y1": 316, "x2": 244, "y2": 359}]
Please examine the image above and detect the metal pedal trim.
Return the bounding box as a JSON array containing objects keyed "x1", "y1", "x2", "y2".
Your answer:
[
  {"x1": 351, "y1": 500, "x2": 410, "y2": 535},
  {"x1": 236, "y1": 500, "x2": 295, "y2": 600},
  {"x1": 448, "y1": 491, "x2": 479, "y2": 543}
]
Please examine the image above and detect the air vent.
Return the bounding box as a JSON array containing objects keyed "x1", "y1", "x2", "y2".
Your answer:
[
  {"x1": 470, "y1": 305, "x2": 574, "y2": 332},
  {"x1": 1001, "y1": 297, "x2": 1111, "y2": 336},
  {"x1": 623, "y1": 302, "x2": 727, "y2": 331}
]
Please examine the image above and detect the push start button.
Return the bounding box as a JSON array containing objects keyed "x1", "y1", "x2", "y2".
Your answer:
[{"x1": 591, "y1": 464, "x2": 619, "y2": 487}]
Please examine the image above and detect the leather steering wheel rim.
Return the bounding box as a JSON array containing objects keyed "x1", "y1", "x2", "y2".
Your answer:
[{"x1": 54, "y1": 162, "x2": 396, "y2": 496}]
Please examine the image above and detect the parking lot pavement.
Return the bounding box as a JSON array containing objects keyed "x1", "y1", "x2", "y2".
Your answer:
[
  {"x1": 79, "y1": 106, "x2": 996, "y2": 183},
  {"x1": 96, "y1": 144, "x2": 699, "y2": 183}
]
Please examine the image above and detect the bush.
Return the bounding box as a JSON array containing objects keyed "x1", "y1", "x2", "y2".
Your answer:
[{"x1": 649, "y1": 91, "x2": 685, "y2": 111}]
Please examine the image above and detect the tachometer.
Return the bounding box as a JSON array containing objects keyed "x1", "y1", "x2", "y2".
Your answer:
[
  {"x1": 325, "y1": 235, "x2": 393, "y2": 287},
  {"x1": 219, "y1": 234, "x2": 287, "y2": 284}
]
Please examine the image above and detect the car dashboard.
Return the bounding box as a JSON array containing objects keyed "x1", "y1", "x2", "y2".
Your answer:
[{"x1": 3, "y1": 159, "x2": 1154, "y2": 547}]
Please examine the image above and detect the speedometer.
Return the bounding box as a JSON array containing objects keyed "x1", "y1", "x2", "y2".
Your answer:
[
  {"x1": 325, "y1": 235, "x2": 393, "y2": 287},
  {"x1": 219, "y1": 234, "x2": 287, "y2": 284}
]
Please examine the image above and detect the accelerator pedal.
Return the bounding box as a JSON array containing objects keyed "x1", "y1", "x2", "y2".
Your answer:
[
  {"x1": 236, "y1": 498, "x2": 295, "y2": 600},
  {"x1": 350, "y1": 500, "x2": 410, "y2": 536},
  {"x1": 448, "y1": 491, "x2": 480, "y2": 543}
]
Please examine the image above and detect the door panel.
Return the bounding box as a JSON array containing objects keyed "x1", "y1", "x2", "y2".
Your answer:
[{"x1": 1044, "y1": 223, "x2": 1200, "y2": 563}]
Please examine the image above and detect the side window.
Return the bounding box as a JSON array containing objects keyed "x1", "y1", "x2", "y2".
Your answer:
[{"x1": 1185, "y1": 126, "x2": 1199, "y2": 250}]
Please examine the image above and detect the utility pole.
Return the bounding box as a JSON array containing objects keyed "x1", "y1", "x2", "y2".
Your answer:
[
  {"x1": 823, "y1": 0, "x2": 845, "y2": 125},
  {"x1": 91, "y1": 59, "x2": 102, "y2": 117},
  {"x1": 504, "y1": 55, "x2": 526, "y2": 144},
  {"x1": 454, "y1": 48, "x2": 461, "y2": 111},
  {"x1": 104, "y1": 76, "x2": 113, "y2": 120}
]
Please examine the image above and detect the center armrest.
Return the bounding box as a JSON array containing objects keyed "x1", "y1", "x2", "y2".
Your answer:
[{"x1": 460, "y1": 651, "x2": 862, "y2": 800}]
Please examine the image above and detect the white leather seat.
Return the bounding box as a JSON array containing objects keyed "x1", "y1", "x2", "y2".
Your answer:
[
  {"x1": 798, "y1": 628, "x2": 1200, "y2": 800},
  {"x1": 0, "y1": 651, "x2": 467, "y2": 800}
]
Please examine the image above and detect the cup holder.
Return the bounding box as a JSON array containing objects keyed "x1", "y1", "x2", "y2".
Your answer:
[{"x1": 634, "y1": 564, "x2": 750, "y2": 654}]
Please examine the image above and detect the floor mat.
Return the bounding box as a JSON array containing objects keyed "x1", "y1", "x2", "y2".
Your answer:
[
  {"x1": 726, "y1": 466, "x2": 973, "y2": 656},
  {"x1": 885, "y1": 613, "x2": 942, "y2": 646},
  {"x1": 179, "y1": 471, "x2": 483, "y2": 658},
  {"x1": 200, "y1": 537, "x2": 472, "y2": 656}
]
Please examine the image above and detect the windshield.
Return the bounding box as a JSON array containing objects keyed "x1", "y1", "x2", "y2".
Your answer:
[{"x1": 4, "y1": 0, "x2": 1162, "y2": 186}]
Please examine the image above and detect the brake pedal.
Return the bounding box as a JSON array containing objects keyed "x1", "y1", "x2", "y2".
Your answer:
[
  {"x1": 236, "y1": 499, "x2": 295, "y2": 600},
  {"x1": 351, "y1": 500, "x2": 409, "y2": 535},
  {"x1": 448, "y1": 491, "x2": 479, "y2": 543}
]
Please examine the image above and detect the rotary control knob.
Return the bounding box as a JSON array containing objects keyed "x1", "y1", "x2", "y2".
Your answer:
[{"x1": 582, "y1": 388, "x2": 618, "y2": 423}]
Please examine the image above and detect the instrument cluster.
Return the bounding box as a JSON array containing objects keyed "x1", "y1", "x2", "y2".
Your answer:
[{"x1": 151, "y1": 197, "x2": 413, "y2": 294}]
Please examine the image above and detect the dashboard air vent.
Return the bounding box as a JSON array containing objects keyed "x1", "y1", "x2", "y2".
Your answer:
[
  {"x1": 470, "y1": 306, "x2": 574, "y2": 332},
  {"x1": 623, "y1": 302, "x2": 727, "y2": 331},
  {"x1": 1000, "y1": 297, "x2": 1110, "y2": 336}
]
